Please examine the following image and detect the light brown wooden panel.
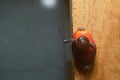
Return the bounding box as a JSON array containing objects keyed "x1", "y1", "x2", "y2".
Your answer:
[{"x1": 72, "y1": 0, "x2": 120, "y2": 80}]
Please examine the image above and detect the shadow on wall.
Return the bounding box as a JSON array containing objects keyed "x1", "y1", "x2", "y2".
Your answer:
[{"x1": 63, "y1": 0, "x2": 74, "y2": 80}]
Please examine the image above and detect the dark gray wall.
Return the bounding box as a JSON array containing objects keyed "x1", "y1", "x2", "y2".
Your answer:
[{"x1": 0, "y1": 0, "x2": 72, "y2": 80}]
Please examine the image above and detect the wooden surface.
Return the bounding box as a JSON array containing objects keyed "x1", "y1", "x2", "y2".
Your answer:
[{"x1": 72, "y1": 0, "x2": 120, "y2": 80}]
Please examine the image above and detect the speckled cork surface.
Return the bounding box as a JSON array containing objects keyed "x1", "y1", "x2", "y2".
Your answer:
[{"x1": 72, "y1": 0, "x2": 120, "y2": 80}]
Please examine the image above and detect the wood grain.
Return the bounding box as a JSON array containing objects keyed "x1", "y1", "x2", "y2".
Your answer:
[{"x1": 72, "y1": 0, "x2": 120, "y2": 80}]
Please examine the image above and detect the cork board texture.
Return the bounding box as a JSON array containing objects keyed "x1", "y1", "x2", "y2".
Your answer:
[{"x1": 72, "y1": 0, "x2": 120, "y2": 80}]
